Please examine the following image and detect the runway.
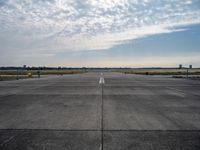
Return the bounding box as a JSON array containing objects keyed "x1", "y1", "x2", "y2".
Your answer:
[{"x1": 0, "y1": 72, "x2": 200, "y2": 150}]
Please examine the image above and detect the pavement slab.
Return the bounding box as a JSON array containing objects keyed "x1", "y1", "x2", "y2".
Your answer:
[
  {"x1": 103, "y1": 131, "x2": 200, "y2": 150},
  {"x1": 0, "y1": 130, "x2": 101, "y2": 150},
  {"x1": 0, "y1": 72, "x2": 200, "y2": 150}
]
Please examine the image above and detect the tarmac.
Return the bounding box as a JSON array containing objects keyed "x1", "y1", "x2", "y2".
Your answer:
[{"x1": 0, "y1": 72, "x2": 200, "y2": 150}]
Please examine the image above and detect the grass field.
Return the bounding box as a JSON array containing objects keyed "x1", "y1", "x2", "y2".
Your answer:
[
  {"x1": 0, "y1": 70, "x2": 86, "y2": 81},
  {"x1": 1, "y1": 68, "x2": 200, "y2": 81},
  {"x1": 0, "y1": 70, "x2": 85, "y2": 75},
  {"x1": 121, "y1": 68, "x2": 200, "y2": 75}
]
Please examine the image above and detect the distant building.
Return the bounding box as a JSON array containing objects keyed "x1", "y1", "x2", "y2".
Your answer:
[
  {"x1": 189, "y1": 65, "x2": 192, "y2": 69},
  {"x1": 23, "y1": 65, "x2": 26, "y2": 69},
  {"x1": 179, "y1": 64, "x2": 182, "y2": 69}
]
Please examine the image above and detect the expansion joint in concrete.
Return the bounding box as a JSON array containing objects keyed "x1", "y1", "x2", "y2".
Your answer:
[{"x1": 101, "y1": 83, "x2": 104, "y2": 150}]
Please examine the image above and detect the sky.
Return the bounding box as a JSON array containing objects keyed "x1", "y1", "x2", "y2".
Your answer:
[{"x1": 0, "y1": 0, "x2": 200, "y2": 67}]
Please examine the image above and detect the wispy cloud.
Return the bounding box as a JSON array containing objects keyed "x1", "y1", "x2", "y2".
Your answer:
[{"x1": 0, "y1": 0, "x2": 200, "y2": 65}]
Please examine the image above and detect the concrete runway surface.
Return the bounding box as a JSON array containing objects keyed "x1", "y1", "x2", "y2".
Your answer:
[{"x1": 0, "y1": 72, "x2": 200, "y2": 150}]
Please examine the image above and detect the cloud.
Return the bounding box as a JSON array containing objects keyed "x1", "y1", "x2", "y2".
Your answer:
[{"x1": 0, "y1": 0, "x2": 200, "y2": 55}]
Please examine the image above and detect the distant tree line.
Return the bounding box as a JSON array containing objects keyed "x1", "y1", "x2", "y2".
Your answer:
[
  {"x1": 0, "y1": 66, "x2": 85, "y2": 70},
  {"x1": 1, "y1": 66, "x2": 199, "y2": 71}
]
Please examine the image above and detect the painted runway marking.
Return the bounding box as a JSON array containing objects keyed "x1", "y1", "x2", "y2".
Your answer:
[
  {"x1": 99, "y1": 143, "x2": 102, "y2": 150},
  {"x1": 167, "y1": 87, "x2": 185, "y2": 98},
  {"x1": 99, "y1": 77, "x2": 105, "y2": 84}
]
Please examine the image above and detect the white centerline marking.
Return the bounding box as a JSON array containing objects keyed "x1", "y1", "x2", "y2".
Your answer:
[
  {"x1": 99, "y1": 77, "x2": 105, "y2": 84},
  {"x1": 99, "y1": 143, "x2": 102, "y2": 150}
]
